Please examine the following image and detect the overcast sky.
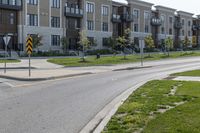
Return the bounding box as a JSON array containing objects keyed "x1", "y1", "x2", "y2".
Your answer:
[{"x1": 117, "y1": 0, "x2": 200, "y2": 15}]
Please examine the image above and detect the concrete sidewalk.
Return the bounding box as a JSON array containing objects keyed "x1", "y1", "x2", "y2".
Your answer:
[{"x1": 173, "y1": 76, "x2": 200, "y2": 82}]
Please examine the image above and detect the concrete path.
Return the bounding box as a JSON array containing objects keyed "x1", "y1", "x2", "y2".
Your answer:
[{"x1": 173, "y1": 76, "x2": 200, "y2": 81}]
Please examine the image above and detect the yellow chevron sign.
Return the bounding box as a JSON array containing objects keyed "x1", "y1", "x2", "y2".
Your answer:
[{"x1": 26, "y1": 36, "x2": 33, "y2": 55}]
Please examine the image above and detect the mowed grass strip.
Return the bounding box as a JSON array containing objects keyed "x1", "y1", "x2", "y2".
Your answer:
[
  {"x1": 0, "y1": 59, "x2": 20, "y2": 63},
  {"x1": 102, "y1": 80, "x2": 200, "y2": 133},
  {"x1": 172, "y1": 69, "x2": 200, "y2": 77},
  {"x1": 48, "y1": 51, "x2": 200, "y2": 67}
]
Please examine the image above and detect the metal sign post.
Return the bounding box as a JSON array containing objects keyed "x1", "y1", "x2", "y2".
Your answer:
[
  {"x1": 139, "y1": 39, "x2": 145, "y2": 67},
  {"x1": 3, "y1": 35, "x2": 11, "y2": 74},
  {"x1": 26, "y1": 36, "x2": 33, "y2": 77}
]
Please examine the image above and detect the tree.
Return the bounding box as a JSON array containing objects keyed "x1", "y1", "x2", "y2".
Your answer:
[
  {"x1": 117, "y1": 36, "x2": 127, "y2": 59},
  {"x1": 182, "y1": 36, "x2": 191, "y2": 49},
  {"x1": 144, "y1": 35, "x2": 155, "y2": 57},
  {"x1": 60, "y1": 36, "x2": 69, "y2": 53},
  {"x1": 31, "y1": 34, "x2": 43, "y2": 53},
  {"x1": 78, "y1": 30, "x2": 90, "y2": 62},
  {"x1": 164, "y1": 37, "x2": 173, "y2": 56}
]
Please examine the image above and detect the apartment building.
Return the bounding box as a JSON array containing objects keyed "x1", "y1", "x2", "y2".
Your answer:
[
  {"x1": 0, "y1": 0, "x2": 197, "y2": 53},
  {"x1": 154, "y1": 6, "x2": 176, "y2": 47},
  {"x1": 193, "y1": 15, "x2": 200, "y2": 47},
  {"x1": 0, "y1": 0, "x2": 22, "y2": 50},
  {"x1": 128, "y1": 0, "x2": 153, "y2": 46},
  {"x1": 84, "y1": 0, "x2": 113, "y2": 49}
]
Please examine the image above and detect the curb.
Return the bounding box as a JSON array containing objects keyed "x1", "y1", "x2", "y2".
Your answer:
[
  {"x1": 79, "y1": 75, "x2": 167, "y2": 133},
  {"x1": 0, "y1": 72, "x2": 93, "y2": 81},
  {"x1": 112, "y1": 66, "x2": 152, "y2": 71}
]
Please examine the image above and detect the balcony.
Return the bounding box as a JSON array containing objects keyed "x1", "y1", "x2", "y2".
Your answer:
[
  {"x1": 192, "y1": 24, "x2": 200, "y2": 30},
  {"x1": 65, "y1": 6, "x2": 83, "y2": 18},
  {"x1": 151, "y1": 17, "x2": 162, "y2": 26},
  {"x1": 0, "y1": 0, "x2": 22, "y2": 10},
  {"x1": 121, "y1": 14, "x2": 134, "y2": 22},
  {"x1": 174, "y1": 21, "x2": 182, "y2": 29},
  {"x1": 111, "y1": 14, "x2": 121, "y2": 23}
]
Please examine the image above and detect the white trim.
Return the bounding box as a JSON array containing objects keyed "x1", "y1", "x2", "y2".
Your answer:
[
  {"x1": 144, "y1": 10, "x2": 151, "y2": 33},
  {"x1": 49, "y1": 0, "x2": 52, "y2": 27},
  {"x1": 133, "y1": 8, "x2": 140, "y2": 32},
  {"x1": 60, "y1": 0, "x2": 62, "y2": 28},
  {"x1": 38, "y1": 0, "x2": 40, "y2": 27}
]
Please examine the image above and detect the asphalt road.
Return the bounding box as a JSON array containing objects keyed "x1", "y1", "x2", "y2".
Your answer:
[{"x1": 1, "y1": 57, "x2": 200, "y2": 133}]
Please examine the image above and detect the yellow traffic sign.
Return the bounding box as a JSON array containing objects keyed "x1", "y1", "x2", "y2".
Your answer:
[{"x1": 26, "y1": 36, "x2": 33, "y2": 55}]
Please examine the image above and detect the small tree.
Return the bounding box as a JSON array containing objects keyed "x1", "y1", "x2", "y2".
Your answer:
[
  {"x1": 144, "y1": 35, "x2": 155, "y2": 57},
  {"x1": 60, "y1": 36, "x2": 69, "y2": 53},
  {"x1": 182, "y1": 36, "x2": 191, "y2": 50},
  {"x1": 164, "y1": 37, "x2": 173, "y2": 56},
  {"x1": 78, "y1": 30, "x2": 90, "y2": 62},
  {"x1": 117, "y1": 36, "x2": 127, "y2": 59},
  {"x1": 31, "y1": 34, "x2": 43, "y2": 53}
]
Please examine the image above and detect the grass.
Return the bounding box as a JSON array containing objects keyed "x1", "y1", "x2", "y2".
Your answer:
[
  {"x1": 172, "y1": 69, "x2": 200, "y2": 77},
  {"x1": 103, "y1": 80, "x2": 200, "y2": 133},
  {"x1": 48, "y1": 51, "x2": 200, "y2": 67},
  {"x1": 0, "y1": 59, "x2": 20, "y2": 63}
]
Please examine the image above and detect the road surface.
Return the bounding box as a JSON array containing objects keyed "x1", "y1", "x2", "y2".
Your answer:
[{"x1": 1, "y1": 57, "x2": 200, "y2": 133}]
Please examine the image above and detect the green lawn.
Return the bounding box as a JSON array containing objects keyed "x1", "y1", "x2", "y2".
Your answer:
[
  {"x1": 103, "y1": 80, "x2": 200, "y2": 133},
  {"x1": 48, "y1": 51, "x2": 200, "y2": 67},
  {"x1": 172, "y1": 69, "x2": 200, "y2": 77},
  {"x1": 0, "y1": 59, "x2": 20, "y2": 63}
]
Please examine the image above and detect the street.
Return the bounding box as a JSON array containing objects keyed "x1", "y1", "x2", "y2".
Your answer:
[{"x1": 1, "y1": 57, "x2": 200, "y2": 133}]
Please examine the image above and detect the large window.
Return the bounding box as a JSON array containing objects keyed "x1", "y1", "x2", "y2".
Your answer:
[
  {"x1": 51, "y1": 35, "x2": 60, "y2": 46},
  {"x1": 102, "y1": 6, "x2": 109, "y2": 16},
  {"x1": 87, "y1": 20, "x2": 94, "y2": 30},
  {"x1": 27, "y1": 0, "x2": 38, "y2": 5},
  {"x1": 103, "y1": 38, "x2": 109, "y2": 47},
  {"x1": 27, "y1": 14, "x2": 38, "y2": 26},
  {"x1": 86, "y1": 3, "x2": 94, "y2": 13},
  {"x1": 51, "y1": 16, "x2": 60, "y2": 28},
  {"x1": 133, "y1": 9, "x2": 139, "y2": 19},
  {"x1": 51, "y1": 0, "x2": 60, "y2": 8},
  {"x1": 145, "y1": 25, "x2": 149, "y2": 33},
  {"x1": 169, "y1": 17, "x2": 173, "y2": 23},
  {"x1": 102, "y1": 22, "x2": 108, "y2": 32},
  {"x1": 9, "y1": 13, "x2": 14, "y2": 25},
  {"x1": 134, "y1": 24, "x2": 139, "y2": 32}
]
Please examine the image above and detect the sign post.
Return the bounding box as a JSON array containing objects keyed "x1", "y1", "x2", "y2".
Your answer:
[
  {"x1": 139, "y1": 39, "x2": 145, "y2": 67},
  {"x1": 26, "y1": 36, "x2": 33, "y2": 77},
  {"x1": 3, "y1": 35, "x2": 11, "y2": 74}
]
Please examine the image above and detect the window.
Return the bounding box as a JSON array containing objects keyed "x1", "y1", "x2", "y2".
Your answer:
[
  {"x1": 182, "y1": 30, "x2": 185, "y2": 36},
  {"x1": 0, "y1": 10, "x2": 2, "y2": 24},
  {"x1": 188, "y1": 31, "x2": 191, "y2": 36},
  {"x1": 188, "y1": 21, "x2": 191, "y2": 26},
  {"x1": 27, "y1": 14, "x2": 38, "y2": 26},
  {"x1": 51, "y1": 0, "x2": 60, "y2": 8},
  {"x1": 51, "y1": 35, "x2": 60, "y2": 46},
  {"x1": 87, "y1": 20, "x2": 94, "y2": 30},
  {"x1": 27, "y1": 0, "x2": 38, "y2": 5},
  {"x1": 102, "y1": 6, "x2": 109, "y2": 16},
  {"x1": 144, "y1": 12, "x2": 150, "y2": 20},
  {"x1": 102, "y1": 22, "x2": 108, "y2": 32},
  {"x1": 145, "y1": 25, "x2": 149, "y2": 33},
  {"x1": 87, "y1": 37, "x2": 96, "y2": 46},
  {"x1": 103, "y1": 38, "x2": 109, "y2": 47},
  {"x1": 51, "y1": 17, "x2": 60, "y2": 28},
  {"x1": 133, "y1": 9, "x2": 139, "y2": 19},
  {"x1": 86, "y1": 3, "x2": 94, "y2": 13},
  {"x1": 134, "y1": 24, "x2": 139, "y2": 32},
  {"x1": 169, "y1": 17, "x2": 173, "y2": 23},
  {"x1": 161, "y1": 15, "x2": 165, "y2": 24},
  {"x1": 169, "y1": 28, "x2": 172, "y2": 35},
  {"x1": 161, "y1": 27, "x2": 165, "y2": 34},
  {"x1": 182, "y1": 19, "x2": 185, "y2": 26},
  {"x1": 9, "y1": 13, "x2": 14, "y2": 25}
]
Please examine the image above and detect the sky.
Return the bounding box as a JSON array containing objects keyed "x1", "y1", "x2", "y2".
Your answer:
[{"x1": 117, "y1": 0, "x2": 200, "y2": 16}]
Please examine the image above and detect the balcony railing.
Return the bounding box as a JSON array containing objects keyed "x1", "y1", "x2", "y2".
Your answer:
[
  {"x1": 121, "y1": 14, "x2": 134, "y2": 22},
  {"x1": 0, "y1": 0, "x2": 22, "y2": 10},
  {"x1": 174, "y1": 21, "x2": 183, "y2": 29},
  {"x1": 111, "y1": 14, "x2": 121, "y2": 23},
  {"x1": 151, "y1": 17, "x2": 162, "y2": 26},
  {"x1": 192, "y1": 24, "x2": 200, "y2": 30},
  {"x1": 65, "y1": 6, "x2": 83, "y2": 18}
]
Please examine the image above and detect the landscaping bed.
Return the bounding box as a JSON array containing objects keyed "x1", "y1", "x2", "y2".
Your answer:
[
  {"x1": 103, "y1": 80, "x2": 200, "y2": 133},
  {"x1": 48, "y1": 51, "x2": 200, "y2": 67}
]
